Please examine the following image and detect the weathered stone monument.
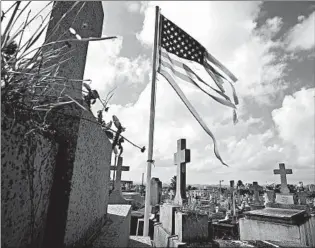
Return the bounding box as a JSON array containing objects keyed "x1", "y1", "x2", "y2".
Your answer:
[
  {"x1": 274, "y1": 163, "x2": 294, "y2": 204},
  {"x1": 173, "y1": 139, "x2": 190, "y2": 205},
  {"x1": 153, "y1": 139, "x2": 213, "y2": 247},
  {"x1": 264, "y1": 190, "x2": 275, "y2": 206},
  {"x1": 239, "y1": 163, "x2": 315, "y2": 247},
  {"x1": 297, "y1": 191, "x2": 308, "y2": 205},
  {"x1": 249, "y1": 182, "x2": 264, "y2": 210},
  {"x1": 150, "y1": 177, "x2": 162, "y2": 206},
  {"x1": 1, "y1": 2, "x2": 147, "y2": 248}
]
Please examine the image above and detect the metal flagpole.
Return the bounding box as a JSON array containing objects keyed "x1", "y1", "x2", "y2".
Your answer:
[{"x1": 143, "y1": 6, "x2": 160, "y2": 237}]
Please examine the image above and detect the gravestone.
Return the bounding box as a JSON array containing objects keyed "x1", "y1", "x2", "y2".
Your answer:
[
  {"x1": 274, "y1": 163, "x2": 294, "y2": 204},
  {"x1": 308, "y1": 184, "x2": 315, "y2": 192},
  {"x1": 249, "y1": 182, "x2": 264, "y2": 210},
  {"x1": 155, "y1": 139, "x2": 212, "y2": 246},
  {"x1": 297, "y1": 191, "x2": 307, "y2": 205},
  {"x1": 264, "y1": 190, "x2": 275, "y2": 206},
  {"x1": 108, "y1": 157, "x2": 129, "y2": 204},
  {"x1": 150, "y1": 177, "x2": 162, "y2": 206},
  {"x1": 173, "y1": 139, "x2": 190, "y2": 205},
  {"x1": 39, "y1": 2, "x2": 114, "y2": 248}
]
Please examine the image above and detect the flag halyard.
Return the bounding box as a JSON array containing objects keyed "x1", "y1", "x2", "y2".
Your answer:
[{"x1": 157, "y1": 13, "x2": 239, "y2": 166}]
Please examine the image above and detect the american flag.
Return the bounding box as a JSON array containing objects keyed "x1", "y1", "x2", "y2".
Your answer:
[{"x1": 157, "y1": 14, "x2": 239, "y2": 166}]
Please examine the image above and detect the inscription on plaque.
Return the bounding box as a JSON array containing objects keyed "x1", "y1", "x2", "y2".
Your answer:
[{"x1": 275, "y1": 194, "x2": 294, "y2": 205}]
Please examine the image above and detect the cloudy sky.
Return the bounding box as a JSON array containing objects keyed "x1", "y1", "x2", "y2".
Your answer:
[{"x1": 3, "y1": 1, "x2": 315, "y2": 185}]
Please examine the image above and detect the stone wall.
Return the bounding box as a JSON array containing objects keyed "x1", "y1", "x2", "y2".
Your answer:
[
  {"x1": 153, "y1": 223, "x2": 186, "y2": 248},
  {"x1": 1, "y1": 116, "x2": 58, "y2": 248},
  {"x1": 239, "y1": 218, "x2": 308, "y2": 246},
  {"x1": 64, "y1": 111, "x2": 112, "y2": 246}
]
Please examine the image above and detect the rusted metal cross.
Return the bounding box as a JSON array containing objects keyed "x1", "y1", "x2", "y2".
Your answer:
[{"x1": 173, "y1": 139, "x2": 190, "y2": 206}]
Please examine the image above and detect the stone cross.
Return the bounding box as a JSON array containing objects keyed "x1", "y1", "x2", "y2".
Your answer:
[
  {"x1": 273, "y1": 163, "x2": 292, "y2": 194},
  {"x1": 173, "y1": 139, "x2": 190, "y2": 205},
  {"x1": 110, "y1": 157, "x2": 129, "y2": 190},
  {"x1": 250, "y1": 182, "x2": 262, "y2": 205}
]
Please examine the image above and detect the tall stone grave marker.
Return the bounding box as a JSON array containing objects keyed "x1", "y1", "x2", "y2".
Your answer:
[
  {"x1": 173, "y1": 139, "x2": 190, "y2": 205},
  {"x1": 41, "y1": 2, "x2": 113, "y2": 248},
  {"x1": 274, "y1": 163, "x2": 294, "y2": 204},
  {"x1": 155, "y1": 139, "x2": 210, "y2": 246},
  {"x1": 264, "y1": 190, "x2": 275, "y2": 206},
  {"x1": 150, "y1": 177, "x2": 162, "y2": 206}
]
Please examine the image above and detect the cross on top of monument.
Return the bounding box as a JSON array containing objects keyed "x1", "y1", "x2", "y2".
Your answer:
[
  {"x1": 273, "y1": 163, "x2": 292, "y2": 194},
  {"x1": 174, "y1": 139, "x2": 191, "y2": 165},
  {"x1": 110, "y1": 156, "x2": 129, "y2": 190},
  {"x1": 173, "y1": 139, "x2": 190, "y2": 206}
]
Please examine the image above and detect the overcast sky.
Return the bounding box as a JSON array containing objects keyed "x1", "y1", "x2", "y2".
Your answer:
[{"x1": 2, "y1": 1, "x2": 315, "y2": 185}]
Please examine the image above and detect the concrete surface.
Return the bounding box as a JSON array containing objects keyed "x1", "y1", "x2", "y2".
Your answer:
[
  {"x1": 128, "y1": 236, "x2": 152, "y2": 247},
  {"x1": 153, "y1": 222, "x2": 186, "y2": 248},
  {"x1": 64, "y1": 110, "x2": 112, "y2": 246},
  {"x1": 175, "y1": 211, "x2": 208, "y2": 243},
  {"x1": 1, "y1": 116, "x2": 58, "y2": 248},
  {"x1": 160, "y1": 203, "x2": 180, "y2": 235},
  {"x1": 239, "y1": 217, "x2": 308, "y2": 246},
  {"x1": 92, "y1": 204, "x2": 132, "y2": 248}
]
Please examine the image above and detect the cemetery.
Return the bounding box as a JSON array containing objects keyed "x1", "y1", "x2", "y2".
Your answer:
[{"x1": 1, "y1": 1, "x2": 315, "y2": 248}]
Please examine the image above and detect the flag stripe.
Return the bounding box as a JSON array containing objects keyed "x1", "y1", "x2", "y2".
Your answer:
[
  {"x1": 160, "y1": 49, "x2": 227, "y2": 97},
  {"x1": 159, "y1": 68, "x2": 229, "y2": 167},
  {"x1": 204, "y1": 64, "x2": 226, "y2": 93},
  {"x1": 181, "y1": 63, "x2": 232, "y2": 102},
  {"x1": 161, "y1": 60, "x2": 236, "y2": 109},
  {"x1": 160, "y1": 50, "x2": 236, "y2": 109},
  {"x1": 206, "y1": 52, "x2": 238, "y2": 82}
]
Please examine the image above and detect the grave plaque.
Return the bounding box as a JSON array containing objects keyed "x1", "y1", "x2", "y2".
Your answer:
[{"x1": 275, "y1": 194, "x2": 294, "y2": 205}]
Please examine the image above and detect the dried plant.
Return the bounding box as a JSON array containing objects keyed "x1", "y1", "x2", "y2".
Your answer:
[{"x1": 1, "y1": 1, "x2": 116, "y2": 132}]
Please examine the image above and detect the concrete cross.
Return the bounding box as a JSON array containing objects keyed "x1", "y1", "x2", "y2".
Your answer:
[
  {"x1": 111, "y1": 157, "x2": 129, "y2": 190},
  {"x1": 250, "y1": 182, "x2": 262, "y2": 205},
  {"x1": 273, "y1": 163, "x2": 292, "y2": 194},
  {"x1": 173, "y1": 139, "x2": 190, "y2": 206}
]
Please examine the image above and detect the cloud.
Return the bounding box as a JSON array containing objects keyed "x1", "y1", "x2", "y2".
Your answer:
[
  {"x1": 258, "y1": 16, "x2": 283, "y2": 39},
  {"x1": 272, "y1": 88, "x2": 315, "y2": 167},
  {"x1": 83, "y1": 2, "x2": 314, "y2": 184},
  {"x1": 85, "y1": 37, "x2": 152, "y2": 106},
  {"x1": 125, "y1": 2, "x2": 141, "y2": 13},
  {"x1": 297, "y1": 15, "x2": 305, "y2": 22},
  {"x1": 285, "y1": 11, "x2": 315, "y2": 51}
]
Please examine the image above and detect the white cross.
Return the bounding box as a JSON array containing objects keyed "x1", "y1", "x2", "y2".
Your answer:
[
  {"x1": 173, "y1": 139, "x2": 190, "y2": 206},
  {"x1": 274, "y1": 163, "x2": 292, "y2": 194}
]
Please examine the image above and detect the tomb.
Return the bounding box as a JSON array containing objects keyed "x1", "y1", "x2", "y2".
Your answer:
[{"x1": 239, "y1": 163, "x2": 315, "y2": 247}]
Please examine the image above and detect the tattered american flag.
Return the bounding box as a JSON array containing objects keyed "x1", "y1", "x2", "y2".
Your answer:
[{"x1": 157, "y1": 14, "x2": 239, "y2": 166}]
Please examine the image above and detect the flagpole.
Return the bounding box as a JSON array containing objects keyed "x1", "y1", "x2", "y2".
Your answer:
[{"x1": 143, "y1": 5, "x2": 160, "y2": 237}]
